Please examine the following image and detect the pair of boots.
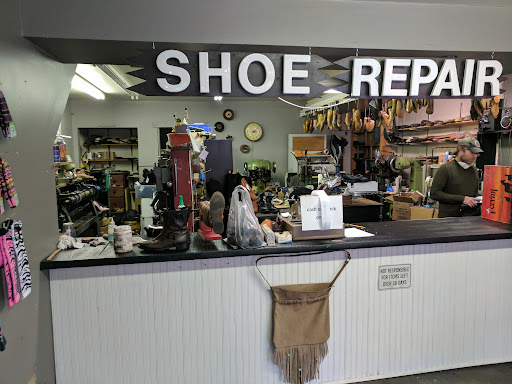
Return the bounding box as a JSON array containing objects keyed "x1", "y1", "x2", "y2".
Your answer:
[
  {"x1": 258, "y1": 192, "x2": 277, "y2": 213},
  {"x1": 140, "y1": 192, "x2": 226, "y2": 252}
]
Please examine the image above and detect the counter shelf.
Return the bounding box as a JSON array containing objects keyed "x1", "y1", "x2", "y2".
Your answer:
[{"x1": 41, "y1": 216, "x2": 512, "y2": 270}]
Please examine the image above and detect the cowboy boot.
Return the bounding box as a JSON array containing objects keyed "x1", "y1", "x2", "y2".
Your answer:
[
  {"x1": 199, "y1": 192, "x2": 225, "y2": 234},
  {"x1": 139, "y1": 207, "x2": 191, "y2": 251}
]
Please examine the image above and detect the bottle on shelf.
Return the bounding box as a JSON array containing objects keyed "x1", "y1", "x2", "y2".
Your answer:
[
  {"x1": 107, "y1": 217, "x2": 115, "y2": 243},
  {"x1": 53, "y1": 137, "x2": 61, "y2": 163},
  {"x1": 54, "y1": 135, "x2": 67, "y2": 163}
]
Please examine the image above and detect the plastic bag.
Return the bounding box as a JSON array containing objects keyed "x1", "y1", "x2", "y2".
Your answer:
[{"x1": 226, "y1": 186, "x2": 264, "y2": 248}]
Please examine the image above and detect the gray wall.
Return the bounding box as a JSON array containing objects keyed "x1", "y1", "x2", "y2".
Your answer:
[
  {"x1": 19, "y1": 0, "x2": 512, "y2": 52},
  {"x1": 69, "y1": 99, "x2": 304, "y2": 183},
  {"x1": 0, "y1": 2, "x2": 75, "y2": 383}
]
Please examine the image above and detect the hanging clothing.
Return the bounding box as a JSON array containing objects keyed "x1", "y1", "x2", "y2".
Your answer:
[
  {"x1": 0, "y1": 220, "x2": 31, "y2": 306},
  {"x1": 8, "y1": 220, "x2": 31, "y2": 299},
  {"x1": 0, "y1": 157, "x2": 19, "y2": 211},
  {"x1": 0, "y1": 90, "x2": 16, "y2": 140}
]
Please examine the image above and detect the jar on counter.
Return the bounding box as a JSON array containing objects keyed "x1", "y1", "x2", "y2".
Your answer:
[{"x1": 114, "y1": 225, "x2": 133, "y2": 253}]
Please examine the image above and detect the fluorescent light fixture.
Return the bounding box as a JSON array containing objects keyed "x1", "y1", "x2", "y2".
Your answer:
[
  {"x1": 71, "y1": 75, "x2": 105, "y2": 100},
  {"x1": 75, "y1": 64, "x2": 118, "y2": 94},
  {"x1": 323, "y1": 89, "x2": 342, "y2": 94}
]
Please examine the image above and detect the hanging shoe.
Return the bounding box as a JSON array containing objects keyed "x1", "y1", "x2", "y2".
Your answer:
[{"x1": 93, "y1": 200, "x2": 109, "y2": 212}]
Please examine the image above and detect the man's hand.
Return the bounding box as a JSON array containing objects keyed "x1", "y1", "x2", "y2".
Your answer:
[{"x1": 463, "y1": 196, "x2": 478, "y2": 208}]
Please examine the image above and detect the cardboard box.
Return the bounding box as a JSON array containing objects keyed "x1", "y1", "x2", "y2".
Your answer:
[
  {"x1": 481, "y1": 165, "x2": 512, "y2": 223},
  {"x1": 410, "y1": 206, "x2": 438, "y2": 220},
  {"x1": 388, "y1": 191, "x2": 430, "y2": 221},
  {"x1": 391, "y1": 201, "x2": 414, "y2": 220},
  {"x1": 98, "y1": 151, "x2": 115, "y2": 160},
  {"x1": 282, "y1": 218, "x2": 344, "y2": 240},
  {"x1": 100, "y1": 225, "x2": 108, "y2": 235}
]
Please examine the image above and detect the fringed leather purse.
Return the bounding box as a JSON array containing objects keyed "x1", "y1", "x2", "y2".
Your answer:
[{"x1": 256, "y1": 251, "x2": 351, "y2": 384}]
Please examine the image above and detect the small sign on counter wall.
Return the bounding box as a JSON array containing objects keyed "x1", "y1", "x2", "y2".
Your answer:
[{"x1": 378, "y1": 264, "x2": 411, "y2": 290}]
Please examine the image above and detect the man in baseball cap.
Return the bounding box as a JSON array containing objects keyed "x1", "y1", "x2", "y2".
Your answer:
[
  {"x1": 431, "y1": 137, "x2": 483, "y2": 217},
  {"x1": 457, "y1": 137, "x2": 484, "y2": 154}
]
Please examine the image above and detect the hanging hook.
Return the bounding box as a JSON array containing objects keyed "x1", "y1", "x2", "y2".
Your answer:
[
  {"x1": 356, "y1": 48, "x2": 359, "y2": 57},
  {"x1": 491, "y1": 51, "x2": 495, "y2": 60},
  {"x1": 152, "y1": 42, "x2": 156, "y2": 50},
  {"x1": 308, "y1": 47, "x2": 312, "y2": 56}
]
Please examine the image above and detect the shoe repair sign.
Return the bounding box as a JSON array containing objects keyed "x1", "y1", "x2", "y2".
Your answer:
[{"x1": 128, "y1": 50, "x2": 503, "y2": 98}]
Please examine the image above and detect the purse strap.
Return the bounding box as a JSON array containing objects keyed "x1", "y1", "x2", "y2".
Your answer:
[{"x1": 255, "y1": 250, "x2": 351, "y2": 289}]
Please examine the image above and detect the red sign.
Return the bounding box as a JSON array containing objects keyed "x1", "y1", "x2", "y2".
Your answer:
[{"x1": 481, "y1": 165, "x2": 512, "y2": 224}]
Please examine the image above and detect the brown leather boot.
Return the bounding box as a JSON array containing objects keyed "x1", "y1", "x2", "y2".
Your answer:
[
  {"x1": 139, "y1": 207, "x2": 191, "y2": 252},
  {"x1": 199, "y1": 192, "x2": 225, "y2": 234}
]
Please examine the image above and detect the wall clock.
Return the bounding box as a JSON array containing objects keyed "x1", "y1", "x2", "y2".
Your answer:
[{"x1": 244, "y1": 122, "x2": 263, "y2": 142}]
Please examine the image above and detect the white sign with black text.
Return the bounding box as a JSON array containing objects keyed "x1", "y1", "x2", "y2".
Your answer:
[
  {"x1": 378, "y1": 264, "x2": 411, "y2": 290},
  {"x1": 300, "y1": 194, "x2": 344, "y2": 231}
]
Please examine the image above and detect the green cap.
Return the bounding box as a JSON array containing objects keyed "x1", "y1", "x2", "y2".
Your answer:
[{"x1": 178, "y1": 195, "x2": 185, "y2": 207}]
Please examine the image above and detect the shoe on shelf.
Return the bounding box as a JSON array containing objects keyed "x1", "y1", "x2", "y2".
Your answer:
[{"x1": 93, "y1": 200, "x2": 109, "y2": 212}]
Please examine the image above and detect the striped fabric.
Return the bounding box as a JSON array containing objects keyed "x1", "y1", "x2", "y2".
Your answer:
[
  {"x1": 0, "y1": 90, "x2": 15, "y2": 140},
  {"x1": 0, "y1": 157, "x2": 18, "y2": 209}
]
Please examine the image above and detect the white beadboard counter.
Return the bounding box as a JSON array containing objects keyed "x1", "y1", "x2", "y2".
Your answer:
[{"x1": 44, "y1": 217, "x2": 512, "y2": 384}]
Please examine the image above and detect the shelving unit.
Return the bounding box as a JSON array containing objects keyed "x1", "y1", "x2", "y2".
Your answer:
[
  {"x1": 352, "y1": 131, "x2": 379, "y2": 179},
  {"x1": 79, "y1": 128, "x2": 139, "y2": 174},
  {"x1": 78, "y1": 128, "x2": 139, "y2": 215},
  {"x1": 394, "y1": 120, "x2": 477, "y2": 132},
  {"x1": 388, "y1": 120, "x2": 479, "y2": 158}
]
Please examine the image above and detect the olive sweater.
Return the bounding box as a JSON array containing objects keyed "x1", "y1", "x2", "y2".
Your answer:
[{"x1": 431, "y1": 160, "x2": 479, "y2": 218}]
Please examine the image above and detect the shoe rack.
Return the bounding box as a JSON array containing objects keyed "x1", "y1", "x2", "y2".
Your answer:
[
  {"x1": 79, "y1": 127, "x2": 138, "y2": 174},
  {"x1": 351, "y1": 131, "x2": 379, "y2": 180}
]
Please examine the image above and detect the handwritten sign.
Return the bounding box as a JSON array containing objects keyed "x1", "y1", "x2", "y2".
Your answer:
[
  {"x1": 300, "y1": 195, "x2": 343, "y2": 231},
  {"x1": 378, "y1": 264, "x2": 411, "y2": 290}
]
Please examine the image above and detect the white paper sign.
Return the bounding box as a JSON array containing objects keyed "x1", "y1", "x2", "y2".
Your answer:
[
  {"x1": 378, "y1": 264, "x2": 411, "y2": 290},
  {"x1": 300, "y1": 195, "x2": 343, "y2": 231}
]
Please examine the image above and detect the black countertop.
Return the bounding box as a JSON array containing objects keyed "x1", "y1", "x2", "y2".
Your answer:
[{"x1": 40, "y1": 217, "x2": 512, "y2": 270}]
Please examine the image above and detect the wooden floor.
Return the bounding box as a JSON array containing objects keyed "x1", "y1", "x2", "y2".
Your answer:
[{"x1": 363, "y1": 363, "x2": 512, "y2": 384}]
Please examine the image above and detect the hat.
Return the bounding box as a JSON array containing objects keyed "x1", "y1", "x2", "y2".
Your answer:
[{"x1": 458, "y1": 137, "x2": 483, "y2": 153}]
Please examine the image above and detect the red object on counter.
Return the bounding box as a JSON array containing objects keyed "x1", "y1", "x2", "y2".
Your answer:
[{"x1": 481, "y1": 165, "x2": 512, "y2": 224}]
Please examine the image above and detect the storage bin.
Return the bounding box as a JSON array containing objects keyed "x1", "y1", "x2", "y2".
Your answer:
[{"x1": 135, "y1": 184, "x2": 157, "y2": 198}]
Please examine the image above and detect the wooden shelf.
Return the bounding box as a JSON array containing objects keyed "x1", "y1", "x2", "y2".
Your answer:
[
  {"x1": 96, "y1": 143, "x2": 138, "y2": 146},
  {"x1": 54, "y1": 161, "x2": 73, "y2": 165},
  {"x1": 390, "y1": 141, "x2": 458, "y2": 146},
  {"x1": 394, "y1": 120, "x2": 477, "y2": 132},
  {"x1": 89, "y1": 159, "x2": 138, "y2": 162}
]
